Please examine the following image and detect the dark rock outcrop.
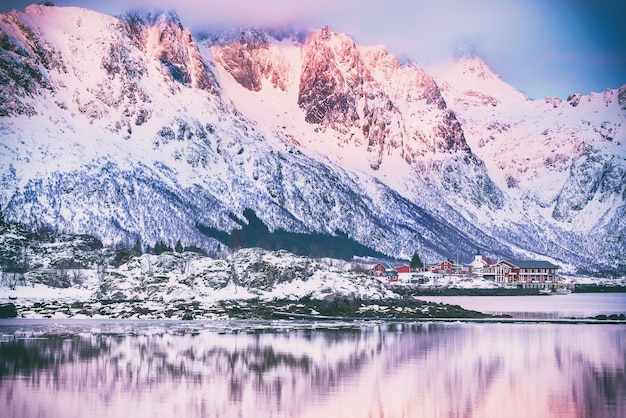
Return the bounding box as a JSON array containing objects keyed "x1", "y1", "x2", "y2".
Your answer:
[{"x1": 0, "y1": 303, "x2": 18, "y2": 318}]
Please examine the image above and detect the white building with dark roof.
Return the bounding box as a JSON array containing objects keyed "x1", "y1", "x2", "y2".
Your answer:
[{"x1": 469, "y1": 249, "x2": 493, "y2": 276}]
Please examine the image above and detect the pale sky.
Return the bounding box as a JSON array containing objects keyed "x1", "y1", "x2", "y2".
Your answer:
[{"x1": 2, "y1": 0, "x2": 625, "y2": 99}]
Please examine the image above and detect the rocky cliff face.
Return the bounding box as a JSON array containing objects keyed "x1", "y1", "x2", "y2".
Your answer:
[
  {"x1": 295, "y1": 26, "x2": 471, "y2": 168},
  {"x1": 0, "y1": 7, "x2": 64, "y2": 115},
  {"x1": 121, "y1": 10, "x2": 218, "y2": 94},
  {"x1": 1, "y1": 4, "x2": 625, "y2": 273},
  {"x1": 210, "y1": 29, "x2": 293, "y2": 92},
  {"x1": 212, "y1": 25, "x2": 503, "y2": 211}
]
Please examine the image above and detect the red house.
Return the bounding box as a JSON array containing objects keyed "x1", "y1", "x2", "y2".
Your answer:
[
  {"x1": 431, "y1": 260, "x2": 453, "y2": 274},
  {"x1": 395, "y1": 265, "x2": 411, "y2": 273},
  {"x1": 371, "y1": 263, "x2": 399, "y2": 281}
]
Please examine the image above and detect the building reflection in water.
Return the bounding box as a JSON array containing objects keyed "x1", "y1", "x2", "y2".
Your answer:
[{"x1": 0, "y1": 321, "x2": 624, "y2": 418}]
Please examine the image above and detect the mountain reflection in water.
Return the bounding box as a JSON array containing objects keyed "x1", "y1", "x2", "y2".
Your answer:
[{"x1": 0, "y1": 320, "x2": 624, "y2": 418}]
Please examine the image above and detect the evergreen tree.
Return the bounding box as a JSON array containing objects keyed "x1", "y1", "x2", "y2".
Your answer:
[
  {"x1": 132, "y1": 237, "x2": 143, "y2": 256},
  {"x1": 410, "y1": 250, "x2": 424, "y2": 270},
  {"x1": 175, "y1": 239, "x2": 183, "y2": 253},
  {"x1": 153, "y1": 241, "x2": 172, "y2": 255}
]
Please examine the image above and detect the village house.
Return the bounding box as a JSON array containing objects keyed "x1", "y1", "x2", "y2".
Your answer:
[
  {"x1": 428, "y1": 260, "x2": 466, "y2": 275},
  {"x1": 429, "y1": 260, "x2": 453, "y2": 274},
  {"x1": 371, "y1": 262, "x2": 399, "y2": 281},
  {"x1": 483, "y1": 260, "x2": 559, "y2": 288},
  {"x1": 395, "y1": 264, "x2": 412, "y2": 273}
]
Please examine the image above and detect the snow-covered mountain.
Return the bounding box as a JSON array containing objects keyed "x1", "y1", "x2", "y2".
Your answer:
[{"x1": 1, "y1": 4, "x2": 624, "y2": 273}]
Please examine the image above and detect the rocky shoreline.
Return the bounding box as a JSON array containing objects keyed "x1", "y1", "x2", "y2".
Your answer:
[
  {"x1": 3, "y1": 299, "x2": 625, "y2": 322},
  {"x1": 1, "y1": 296, "x2": 503, "y2": 320}
]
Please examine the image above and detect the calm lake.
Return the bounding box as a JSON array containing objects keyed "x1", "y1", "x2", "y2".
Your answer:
[
  {"x1": 1, "y1": 295, "x2": 625, "y2": 418},
  {"x1": 415, "y1": 292, "x2": 626, "y2": 318}
]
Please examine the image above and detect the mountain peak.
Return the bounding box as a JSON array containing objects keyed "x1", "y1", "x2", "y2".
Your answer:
[
  {"x1": 454, "y1": 44, "x2": 478, "y2": 60},
  {"x1": 454, "y1": 54, "x2": 500, "y2": 82},
  {"x1": 428, "y1": 53, "x2": 529, "y2": 104},
  {"x1": 118, "y1": 9, "x2": 218, "y2": 93},
  {"x1": 319, "y1": 25, "x2": 334, "y2": 40},
  {"x1": 201, "y1": 27, "x2": 269, "y2": 46},
  {"x1": 118, "y1": 9, "x2": 182, "y2": 28}
]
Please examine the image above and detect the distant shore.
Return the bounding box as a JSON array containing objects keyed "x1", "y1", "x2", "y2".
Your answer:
[
  {"x1": 568, "y1": 284, "x2": 626, "y2": 293},
  {"x1": 388, "y1": 284, "x2": 626, "y2": 296}
]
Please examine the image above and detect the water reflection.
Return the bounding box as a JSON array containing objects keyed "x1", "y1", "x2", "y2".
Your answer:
[{"x1": 0, "y1": 320, "x2": 624, "y2": 418}]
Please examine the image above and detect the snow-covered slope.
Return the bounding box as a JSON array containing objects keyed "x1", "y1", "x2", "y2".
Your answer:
[
  {"x1": 204, "y1": 25, "x2": 626, "y2": 271},
  {"x1": 429, "y1": 55, "x2": 626, "y2": 269},
  {"x1": 1, "y1": 4, "x2": 625, "y2": 273}
]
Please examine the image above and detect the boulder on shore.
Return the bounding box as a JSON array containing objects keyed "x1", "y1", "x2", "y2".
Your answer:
[{"x1": 0, "y1": 303, "x2": 18, "y2": 318}]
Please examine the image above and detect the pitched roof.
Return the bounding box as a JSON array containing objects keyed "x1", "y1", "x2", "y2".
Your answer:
[
  {"x1": 505, "y1": 260, "x2": 559, "y2": 269},
  {"x1": 373, "y1": 262, "x2": 396, "y2": 270},
  {"x1": 472, "y1": 256, "x2": 493, "y2": 266}
]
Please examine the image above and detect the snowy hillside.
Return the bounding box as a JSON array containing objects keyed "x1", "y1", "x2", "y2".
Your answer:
[
  {"x1": 1, "y1": 222, "x2": 506, "y2": 319},
  {"x1": 429, "y1": 55, "x2": 626, "y2": 269},
  {"x1": 0, "y1": 4, "x2": 625, "y2": 273}
]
